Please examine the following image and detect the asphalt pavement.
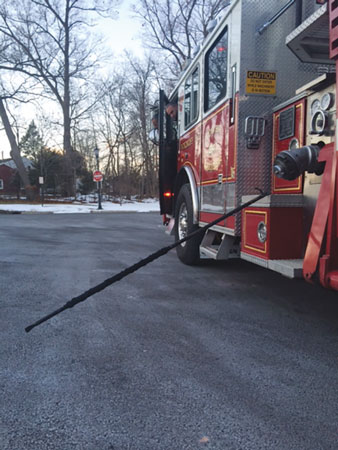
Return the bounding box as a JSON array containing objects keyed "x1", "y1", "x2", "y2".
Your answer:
[{"x1": 1, "y1": 212, "x2": 338, "y2": 450}]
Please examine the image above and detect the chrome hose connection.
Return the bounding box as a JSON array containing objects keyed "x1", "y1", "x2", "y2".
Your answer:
[{"x1": 273, "y1": 144, "x2": 325, "y2": 181}]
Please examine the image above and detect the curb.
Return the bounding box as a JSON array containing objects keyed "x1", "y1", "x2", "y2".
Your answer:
[
  {"x1": 21, "y1": 211, "x2": 54, "y2": 215},
  {"x1": 0, "y1": 210, "x2": 22, "y2": 215}
]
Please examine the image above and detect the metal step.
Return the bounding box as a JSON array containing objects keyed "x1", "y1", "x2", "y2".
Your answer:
[
  {"x1": 200, "y1": 245, "x2": 220, "y2": 259},
  {"x1": 241, "y1": 252, "x2": 304, "y2": 278},
  {"x1": 268, "y1": 259, "x2": 304, "y2": 278},
  {"x1": 200, "y1": 230, "x2": 239, "y2": 260}
]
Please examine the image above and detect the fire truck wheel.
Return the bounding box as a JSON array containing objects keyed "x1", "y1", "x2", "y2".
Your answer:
[{"x1": 174, "y1": 184, "x2": 202, "y2": 265}]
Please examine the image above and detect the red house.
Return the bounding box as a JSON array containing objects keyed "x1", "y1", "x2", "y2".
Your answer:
[{"x1": 0, "y1": 157, "x2": 32, "y2": 197}]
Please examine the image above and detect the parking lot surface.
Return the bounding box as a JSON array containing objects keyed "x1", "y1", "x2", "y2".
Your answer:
[{"x1": 1, "y1": 212, "x2": 338, "y2": 450}]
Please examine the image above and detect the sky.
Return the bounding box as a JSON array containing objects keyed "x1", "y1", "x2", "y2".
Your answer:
[
  {"x1": 0, "y1": 0, "x2": 144, "y2": 160},
  {"x1": 98, "y1": 1, "x2": 144, "y2": 57}
]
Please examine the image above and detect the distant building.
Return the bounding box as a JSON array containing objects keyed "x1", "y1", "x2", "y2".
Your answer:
[{"x1": 0, "y1": 157, "x2": 32, "y2": 196}]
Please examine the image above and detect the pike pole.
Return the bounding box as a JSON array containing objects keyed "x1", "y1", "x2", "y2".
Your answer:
[{"x1": 25, "y1": 190, "x2": 268, "y2": 333}]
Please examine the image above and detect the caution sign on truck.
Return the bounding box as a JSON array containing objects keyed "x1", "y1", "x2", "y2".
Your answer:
[{"x1": 245, "y1": 71, "x2": 277, "y2": 95}]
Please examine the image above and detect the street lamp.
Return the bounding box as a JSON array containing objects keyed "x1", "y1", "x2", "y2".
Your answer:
[
  {"x1": 93, "y1": 146, "x2": 103, "y2": 210},
  {"x1": 39, "y1": 147, "x2": 44, "y2": 207}
]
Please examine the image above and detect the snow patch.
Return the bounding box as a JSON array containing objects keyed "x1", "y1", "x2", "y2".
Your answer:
[{"x1": 0, "y1": 199, "x2": 160, "y2": 214}]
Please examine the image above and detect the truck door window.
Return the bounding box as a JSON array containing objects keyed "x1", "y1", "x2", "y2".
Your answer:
[
  {"x1": 184, "y1": 66, "x2": 199, "y2": 129},
  {"x1": 205, "y1": 28, "x2": 228, "y2": 112}
]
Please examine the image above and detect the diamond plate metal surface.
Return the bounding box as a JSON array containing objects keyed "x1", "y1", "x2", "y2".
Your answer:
[{"x1": 233, "y1": 0, "x2": 324, "y2": 234}]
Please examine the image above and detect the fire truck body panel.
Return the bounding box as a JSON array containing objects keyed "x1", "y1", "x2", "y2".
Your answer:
[
  {"x1": 158, "y1": 0, "x2": 338, "y2": 286},
  {"x1": 236, "y1": 0, "x2": 322, "y2": 209},
  {"x1": 176, "y1": 0, "x2": 322, "y2": 230}
]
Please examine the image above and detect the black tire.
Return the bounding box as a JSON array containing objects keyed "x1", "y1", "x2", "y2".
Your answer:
[{"x1": 174, "y1": 184, "x2": 203, "y2": 265}]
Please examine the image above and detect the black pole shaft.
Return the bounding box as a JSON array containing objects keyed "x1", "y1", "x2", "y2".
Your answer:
[
  {"x1": 295, "y1": 0, "x2": 302, "y2": 27},
  {"x1": 25, "y1": 191, "x2": 268, "y2": 333},
  {"x1": 98, "y1": 181, "x2": 102, "y2": 210},
  {"x1": 96, "y1": 156, "x2": 103, "y2": 210},
  {"x1": 257, "y1": 0, "x2": 296, "y2": 34}
]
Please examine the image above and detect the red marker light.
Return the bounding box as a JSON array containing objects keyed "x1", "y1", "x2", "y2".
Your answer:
[{"x1": 164, "y1": 191, "x2": 172, "y2": 198}]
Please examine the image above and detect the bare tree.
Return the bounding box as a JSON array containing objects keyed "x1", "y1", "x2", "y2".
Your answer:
[
  {"x1": 94, "y1": 53, "x2": 159, "y2": 200},
  {"x1": 0, "y1": 69, "x2": 41, "y2": 199},
  {"x1": 0, "y1": 0, "x2": 118, "y2": 195},
  {"x1": 95, "y1": 72, "x2": 130, "y2": 198},
  {"x1": 0, "y1": 98, "x2": 34, "y2": 197},
  {"x1": 126, "y1": 54, "x2": 158, "y2": 197},
  {"x1": 132, "y1": 0, "x2": 229, "y2": 74}
]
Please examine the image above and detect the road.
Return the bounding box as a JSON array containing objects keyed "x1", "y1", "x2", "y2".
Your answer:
[{"x1": 1, "y1": 212, "x2": 338, "y2": 450}]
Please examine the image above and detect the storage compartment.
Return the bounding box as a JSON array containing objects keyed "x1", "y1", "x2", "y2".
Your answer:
[{"x1": 241, "y1": 207, "x2": 303, "y2": 260}]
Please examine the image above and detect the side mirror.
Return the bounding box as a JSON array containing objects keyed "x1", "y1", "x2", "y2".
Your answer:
[{"x1": 148, "y1": 128, "x2": 159, "y2": 145}]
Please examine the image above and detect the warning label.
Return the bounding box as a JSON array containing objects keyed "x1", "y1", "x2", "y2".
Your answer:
[{"x1": 246, "y1": 71, "x2": 277, "y2": 95}]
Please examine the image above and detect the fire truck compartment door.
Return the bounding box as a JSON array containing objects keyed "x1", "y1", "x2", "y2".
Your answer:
[{"x1": 159, "y1": 89, "x2": 177, "y2": 215}]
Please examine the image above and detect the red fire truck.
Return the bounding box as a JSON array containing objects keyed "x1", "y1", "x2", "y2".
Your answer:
[{"x1": 153, "y1": 0, "x2": 338, "y2": 290}]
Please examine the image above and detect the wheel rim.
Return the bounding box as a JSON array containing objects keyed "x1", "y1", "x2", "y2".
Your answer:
[{"x1": 178, "y1": 202, "x2": 188, "y2": 246}]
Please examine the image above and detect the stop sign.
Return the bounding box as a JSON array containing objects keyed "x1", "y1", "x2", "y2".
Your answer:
[{"x1": 93, "y1": 170, "x2": 103, "y2": 182}]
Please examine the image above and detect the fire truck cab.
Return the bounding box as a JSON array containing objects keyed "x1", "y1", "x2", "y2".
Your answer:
[{"x1": 154, "y1": 0, "x2": 338, "y2": 290}]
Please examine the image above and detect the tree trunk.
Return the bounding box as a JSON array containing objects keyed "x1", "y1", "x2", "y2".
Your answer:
[
  {"x1": 63, "y1": 71, "x2": 73, "y2": 195},
  {"x1": 63, "y1": 1, "x2": 74, "y2": 197},
  {"x1": 0, "y1": 98, "x2": 35, "y2": 200}
]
